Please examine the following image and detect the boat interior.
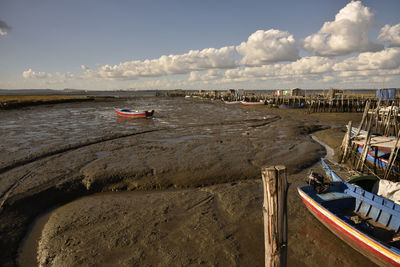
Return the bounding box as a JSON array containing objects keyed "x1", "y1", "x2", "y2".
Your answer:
[{"x1": 301, "y1": 182, "x2": 400, "y2": 250}]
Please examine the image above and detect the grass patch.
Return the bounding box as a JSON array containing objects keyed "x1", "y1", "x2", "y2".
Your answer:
[
  {"x1": 0, "y1": 95, "x2": 89, "y2": 104},
  {"x1": 0, "y1": 95, "x2": 95, "y2": 109}
]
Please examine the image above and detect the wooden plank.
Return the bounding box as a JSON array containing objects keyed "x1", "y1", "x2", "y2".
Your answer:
[{"x1": 352, "y1": 135, "x2": 398, "y2": 148}]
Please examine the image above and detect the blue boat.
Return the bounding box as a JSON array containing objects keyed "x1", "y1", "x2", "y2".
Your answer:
[
  {"x1": 321, "y1": 158, "x2": 344, "y2": 182},
  {"x1": 321, "y1": 157, "x2": 379, "y2": 192},
  {"x1": 349, "y1": 127, "x2": 394, "y2": 170},
  {"x1": 298, "y1": 179, "x2": 400, "y2": 266},
  {"x1": 277, "y1": 103, "x2": 305, "y2": 109}
]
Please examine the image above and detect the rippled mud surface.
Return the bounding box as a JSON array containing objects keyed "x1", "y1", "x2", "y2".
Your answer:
[{"x1": 0, "y1": 96, "x2": 373, "y2": 266}]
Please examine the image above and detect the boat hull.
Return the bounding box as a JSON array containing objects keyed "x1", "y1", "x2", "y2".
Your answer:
[
  {"x1": 298, "y1": 187, "x2": 400, "y2": 266},
  {"x1": 357, "y1": 145, "x2": 390, "y2": 169},
  {"x1": 277, "y1": 104, "x2": 305, "y2": 109},
  {"x1": 114, "y1": 108, "x2": 154, "y2": 118},
  {"x1": 321, "y1": 158, "x2": 344, "y2": 182},
  {"x1": 349, "y1": 127, "x2": 393, "y2": 169},
  {"x1": 224, "y1": 101, "x2": 240, "y2": 104},
  {"x1": 240, "y1": 101, "x2": 265, "y2": 105}
]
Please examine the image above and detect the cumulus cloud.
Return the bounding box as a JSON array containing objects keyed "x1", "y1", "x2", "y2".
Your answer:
[
  {"x1": 0, "y1": 20, "x2": 11, "y2": 36},
  {"x1": 189, "y1": 69, "x2": 223, "y2": 81},
  {"x1": 301, "y1": 1, "x2": 383, "y2": 56},
  {"x1": 236, "y1": 29, "x2": 299, "y2": 65},
  {"x1": 225, "y1": 56, "x2": 336, "y2": 81},
  {"x1": 333, "y1": 47, "x2": 400, "y2": 71},
  {"x1": 221, "y1": 48, "x2": 400, "y2": 87},
  {"x1": 281, "y1": 56, "x2": 336, "y2": 75},
  {"x1": 22, "y1": 69, "x2": 52, "y2": 79},
  {"x1": 93, "y1": 29, "x2": 300, "y2": 80},
  {"x1": 95, "y1": 46, "x2": 236, "y2": 80},
  {"x1": 378, "y1": 24, "x2": 400, "y2": 47}
]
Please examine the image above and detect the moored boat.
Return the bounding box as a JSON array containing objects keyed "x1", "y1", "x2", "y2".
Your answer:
[
  {"x1": 298, "y1": 180, "x2": 400, "y2": 266},
  {"x1": 114, "y1": 108, "x2": 154, "y2": 118},
  {"x1": 224, "y1": 100, "x2": 241, "y2": 104},
  {"x1": 348, "y1": 127, "x2": 396, "y2": 170},
  {"x1": 321, "y1": 158, "x2": 379, "y2": 191},
  {"x1": 277, "y1": 103, "x2": 305, "y2": 109},
  {"x1": 240, "y1": 100, "x2": 265, "y2": 105},
  {"x1": 356, "y1": 145, "x2": 392, "y2": 169}
]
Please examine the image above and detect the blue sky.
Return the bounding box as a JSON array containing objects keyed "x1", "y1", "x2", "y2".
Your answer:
[{"x1": 0, "y1": 0, "x2": 399, "y2": 90}]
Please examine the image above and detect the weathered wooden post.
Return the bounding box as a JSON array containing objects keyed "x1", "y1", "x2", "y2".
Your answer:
[
  {"x1": 261, "y1": 166, "x2": 288, "y2": 267},
  {"x1": 341, "y1": 121, "x2": 352, "y2": 163}
]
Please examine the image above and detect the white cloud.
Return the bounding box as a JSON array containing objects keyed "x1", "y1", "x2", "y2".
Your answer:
[
  {"x1": 221, "y1": 49, "x2": 400, "y2": 88},
  {"x1": 189, "y1": 69, "x2": 223, "y2": 81},
  {"x1": 302, "y1": 1, "x2": 383, "y2": 56},
  {"x1": 333, "y1": 47, "x2": 400, "y2": 71},
  {"x1": 0, "y1": 29, "x2": 7, "y2": 36},
  {"x1": 94, "y1": 46, "x2": 236, "y2": 80},
  {"x1": 224, "y1": 56, "x2": 336, "y2": 81},
  {"x1": 378, "y1": 24, "x2": 400, "y2": 47},
  {"x1": 281, "y1": 56, "x2": 336, "y2": 75},
  {"x1": 236, "y1": 29, "x2": 299, "y2": 65},
  {"x1": 22, "y1": 69, "x2": 52, "y2": 79}
]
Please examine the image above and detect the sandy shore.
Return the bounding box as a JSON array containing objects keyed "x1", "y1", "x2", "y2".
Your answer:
[{"x1": 0, "y1": 99, "x2": 375, "y2": 266}]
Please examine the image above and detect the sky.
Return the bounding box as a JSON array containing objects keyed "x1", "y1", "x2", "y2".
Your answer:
[{"x1": 0, "y1": 0, "x2": 399, "y2": 90}]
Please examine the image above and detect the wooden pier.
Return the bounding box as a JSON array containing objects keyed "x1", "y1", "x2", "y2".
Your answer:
[{"x1": 161, "y1": 89, "x2": 399, "y2": 113}]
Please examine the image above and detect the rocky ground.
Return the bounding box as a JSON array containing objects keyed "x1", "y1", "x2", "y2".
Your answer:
[{"x1": 0, "y1": 100, "x2": 376, "y2": 267}]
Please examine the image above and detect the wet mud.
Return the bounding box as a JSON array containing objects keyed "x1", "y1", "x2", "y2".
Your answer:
[{"x1": 0, "y1": 96, "x2": 374, "y2": 266}]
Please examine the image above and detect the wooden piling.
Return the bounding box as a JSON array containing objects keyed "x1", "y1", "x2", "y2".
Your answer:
[
  {"x1": 357, "y1": 131, "x2": 372, "y2": 172},
  {"x1": 341, "y1": 121, "x2": 352, "y2": 163},
  {"x1": 384, "y1": 129, "x2": 400, "y2": 179},
  {"x1": 354, "y1": 100, "x2": 370, "y2": 137},
  {"x1": 261, "y1": 166, "x2": 288, "y2": 267}
]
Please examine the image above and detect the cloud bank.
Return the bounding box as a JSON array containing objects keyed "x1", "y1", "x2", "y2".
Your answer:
[
  {"x1": 22, "y1": 69, "x2": 52, "y2": 79},
  {"x1": 89, "y1": 46, "x2": 236, "y2": 80}
]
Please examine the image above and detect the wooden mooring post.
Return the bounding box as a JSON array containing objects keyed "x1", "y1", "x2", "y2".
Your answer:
[
  {"x1": 340, "y1": 121, "x2": 352, "y2": 163},
  {"x1": 261, "y1": 166, "x2": 288, "y2": 267}
]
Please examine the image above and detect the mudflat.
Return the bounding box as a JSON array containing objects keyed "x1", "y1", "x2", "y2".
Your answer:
[{"x1": 0, "y1": 97, "x2": 374, "y2": 266}]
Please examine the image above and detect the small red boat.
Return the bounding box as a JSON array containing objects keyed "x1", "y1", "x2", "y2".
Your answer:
[{"x1": 114, "y1": 108, "x2": 154, "y2": 118}]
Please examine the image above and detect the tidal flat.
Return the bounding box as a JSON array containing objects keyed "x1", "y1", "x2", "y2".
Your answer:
[{"x1": 0, "y1": 94, "x2": 375, "y2": 266}]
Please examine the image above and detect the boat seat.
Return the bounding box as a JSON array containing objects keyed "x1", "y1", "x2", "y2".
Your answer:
[{"x1": 345, "y1": 184, "x2": 400, "y2": 232}]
